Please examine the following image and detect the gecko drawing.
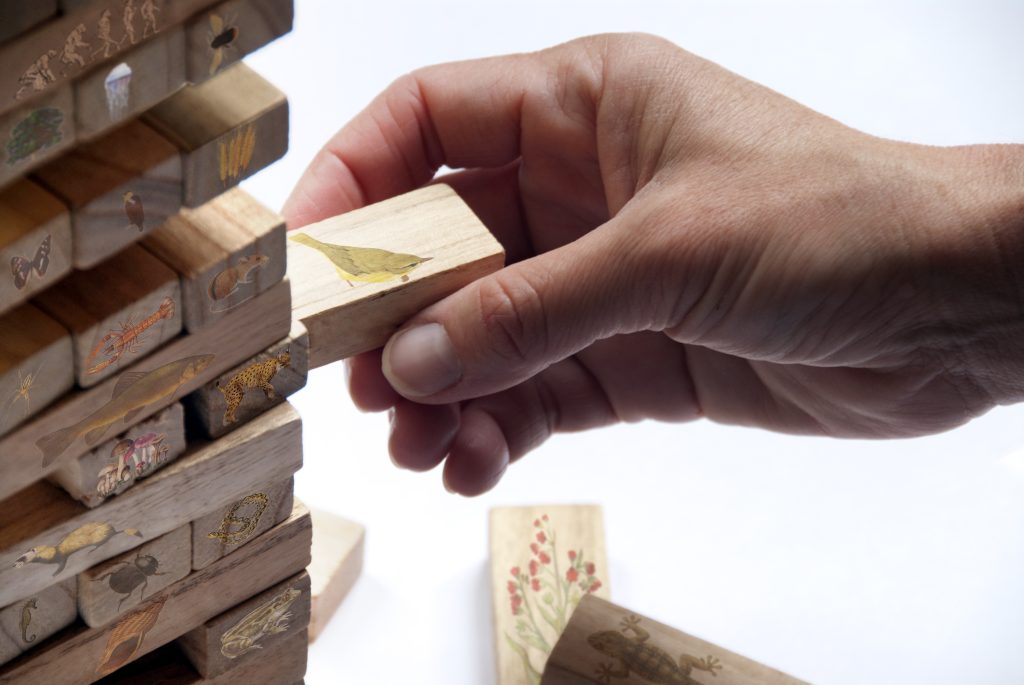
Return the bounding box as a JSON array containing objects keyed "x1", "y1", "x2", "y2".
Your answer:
[
  {"x1": 217, "y1": 351, "x2": 290, "y2": 424},
  {"x1": 588, "y1": 615, "x2": 722, "y2": 685},
  {"x1": 208, "y1": 254, "x2": 268, "y2": 312},
  {"x1": 289, "y1": 233, "x2": 431, "y2": 286},
  {"x1": 20, "y1": 599, "x2": 37, "y2": 643}
]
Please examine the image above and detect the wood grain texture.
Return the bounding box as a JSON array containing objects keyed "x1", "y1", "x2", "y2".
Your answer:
[
  {"x1": 0, "y1": 578, "x2": 75, "y2": 667},
  {"x1": 0, "y1": 303, "x2": 73, "y2": 438},
  {"x1": 542, "y1": 595, "x2": 810, "y2": 685},
  {"x1": 490, "y1": 506, "x2": 610, "y2": 685},
  {"x1": 78, "y1": 524, "x2": 191, "y2": 628},
  {"x1": 143, "y1": 62, "x2": 288, "y2": 207},
  {"x1": 190, "y1": 477, "x2": 294, "y2": 570},
  {"x1": 142, "y1": 186, "x2": 286, "y2": 333},
  {"x1": 184, "y1": 0, "x2": 293, "y2": 81},
  {"x1": 307, "y1": 508, "x2": 363, "y2": 643},
  {"x1": 178, "y1": 571, "x2": 309, "y2": 678},
  {"x1": 0, "y1": 400, "x2": 302, "y2": 610},
  {"x1": 33, "y1": 118, "x2": 182, "y2": 269},
  {"x1": 0, "y1": 1, "x2": 58, "y2": 46},
  {"x1": 288, "y1": 183, "x2": 505, "y2": 369},
  {"x1": 0, "y1": 86, "x2": 75, "y2": 190},
  {"x1": 0, "y1": 499, "x2": 312, "y2": 685},
  {"x1": 48, "y1": 402, "x2": 187, "y2": 509},
  {"x1": 34, "y1": 244, "x2": 183, "y2": 387},
  {"x1": 0, "y1": 277, "x2": 291, "y2": 501}
]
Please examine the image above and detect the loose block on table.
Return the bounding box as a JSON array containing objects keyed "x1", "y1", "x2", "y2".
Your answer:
[{"x1": 308, "y1": 508, "x2": 364, "y2": 642}]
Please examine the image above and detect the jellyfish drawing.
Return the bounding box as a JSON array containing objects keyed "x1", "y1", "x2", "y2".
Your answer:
[{"x1": 104, "y1": 63, "x2": 132, "y2": 121}]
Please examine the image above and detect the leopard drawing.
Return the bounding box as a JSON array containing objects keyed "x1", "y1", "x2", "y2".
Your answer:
[{"x1": 217, "y1": 350, "x2": 291, "y2": 425}]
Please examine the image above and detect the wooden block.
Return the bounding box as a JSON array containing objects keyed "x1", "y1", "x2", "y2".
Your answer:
[
  {"x1": 49, "y1": 402, "x2": 186, "y2": 509},
  {"x1": 0, "y1": 400, "x2": 302, "y2": 609},
  {"x1": 78, "y1": 524, "x2": 191, "y2": 629},
  {"x1": 0, "y1": 578, "x2": 74, "y2": 667},
  {"x1": 34, "y1": 244, "x2": 183, "y2": 387},
  {"x1": 0, "y1": 499, "x2": 312, "y2": 684},
  {"x1": 490, "y1": 506, "x2": 610, "y2": 685},
  {"x1": 308, "y1": 508, "x2": 364, "y2": 643},
  {"x1": 143, "y1": 62, "x2": 288, "y2": 207},
  {"x1": 190, "y1": 477, "x2": 294, "y2": 570},
  {"x1": 33, "y1": 119, "x2": 182, "y2": 269},
  {"x1": 0, "y1": 1, "x2": 58, "y2": 46},
  {"x1": 542, "y1": 595, "x2": 810, "y2": 685},
  {"x1": 184, "y1": 0, "x2": 293, "y2": 81},
  {"x1": 178, "y1": 571, "x2": 309, "y2": 678},
  {"x1": 142, "y1": 186, "x2": 286, "y2": 333},
  {"x1": 0, "y1": 179, "x2": 71, "y2": 317},
  {"x1": 0, "y1": 86, "x2": 75, "y2": 190},
  {"x1": 288, "y1": 183, "x2": 506, "y2": 369},
  {"x1": 0, "y1": 304, "x2": 73, "y2": 438},
  {"x1": 74, "y1": 28, "x2": 187, "y2": 141},
  {"x1": 0, "y1": 277, "x2": 291, "y2": 500},
  {"x1": 186, "y1": 322, "x2": 306, "y2": 438}
]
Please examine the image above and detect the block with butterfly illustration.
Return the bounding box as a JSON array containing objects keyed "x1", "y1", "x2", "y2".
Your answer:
[{"x1": 183, "y1": 0, "x2": 294, "y2": 82}]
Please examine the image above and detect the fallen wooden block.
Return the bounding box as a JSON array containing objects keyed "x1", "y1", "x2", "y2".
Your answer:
[
  {"x1": 0, "y1": 400, "x2": 302, "y2": 609},
  {"x1": 142, "y1": 187, "x2": 286, "y2": 333},
  {"x1": 0, "y1": 304, "x2": 74, "y2": 438},
  {"x1": 0, "y1": 86, "x2": 75, "y2": 190},
  {"x1": 0, "y1": 277, "x2": 291, "y2": 500},
  {"x1": 0, "y1": 1, "x2": 57, "y2": 45},
  {"x1": 0, "y1": 499, "x2": 312, "y2": 685},
  {"x1": 143, "y1": 62, "x2": 288, "y2": 207},
  {"x1": 33, "y1": 119, "x2": 182, "y2": 269},
  {"x1": 288, "y1": 183, "x2": 506, "y2": 369},
  {"x1": 308, "y1": 508, "x2": 364, "y2": 643},
  {"x1": 190, "y1": 477, "x2": 294, "y2": 570},
  {"x1": 48, "y1": 402, "x2": 187, "y2": 508},
  {"x1": 489, "y1": 506, "x2": 610, "y2": 685},
  {"x1": 184, "y1": 0, "x2": 294, "y2": 81},
  {"x1": 78, "y1": 524, "x2": 191, "y2": 629},
  {"x1": 34, "y1": 244, "x2": 183, "y2": 387},
  {"x1": 179, "y1": 571, "x2": 309, "y2": 678},
  {"x1": 542, "y1": 595, "x2": 810, "y2": 685},
  {"x1": 0, "y1": 578, "x2": 75, "y2": 667},
  {"x1": 186, "y1": 322, "x2": 307, "y2": 438}
]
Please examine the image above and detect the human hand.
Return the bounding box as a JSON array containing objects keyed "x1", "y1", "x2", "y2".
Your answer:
[{"x1": 284, "y1": 33, "x2": 1024, "y2": 496}]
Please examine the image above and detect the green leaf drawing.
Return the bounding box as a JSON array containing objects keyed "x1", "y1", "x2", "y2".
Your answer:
[{"x1": 505, "y1": 633, "x2": 542, "y2": 685}]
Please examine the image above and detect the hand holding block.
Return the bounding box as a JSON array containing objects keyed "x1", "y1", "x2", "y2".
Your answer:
[
  {"x1": 288, "y1": 184, "x2": 506, "y2": 369},
  {"x1": 542, "y1": 595, "x2": 810, "y2": 685},
  {"x1": 308, "y1": 508, "x2": 364, "y2": 642},
  {"x1": 0, "y1": 577, "x2": 75, "y2": 667},
  {"x1": 184, "y1": 0, "x2": 294, "y2": 81}
]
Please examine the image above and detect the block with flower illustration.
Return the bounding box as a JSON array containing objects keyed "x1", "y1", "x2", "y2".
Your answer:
[{"x1": 489, "y1": 506, "x2": 609, "y2": 685}]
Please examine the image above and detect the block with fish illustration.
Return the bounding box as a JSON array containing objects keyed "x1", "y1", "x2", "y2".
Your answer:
[
  {"x1": 186, "y1": 322, "x2": 307, "y2": 438},
  {"x1": 0, "y1": 86, "x2": 75, "y2": 190},
  {"x1": 190, "y1": 477, "x2": 294, "y2": 570},
  {"x1": 178, "y1": 571, "x2": 310, "y2": 678},
  {"x1": 0, "y1": 277, "x2": 291, "y2": 499},
  {"x1": 78, "y1": 524, "x2": 191, "y2": 628},
  {"x1": 143, "y1": 186, "x2": 286, "y2": 333},
  {"x1": 0, "y1": 1, "x2": 57, "y2": 45},
  {"x1": 143, "y1": 62, "x2": 288, "y2": 207},
  {"x1": 0, "y1": 577, "x2": 74, "y2": 667},
  {"x1": 0, "y1": 304, "x2": 74, "y2": 439},
  {"x1": 288, "y1": 183, "x2": 506, "y2": 368},
  {"x1": 308, "y1": 508, "x2": 364, "y2": 643},
  {"x1": 48, "y1": 403, "x2": 187, "y2": 509},
  {"x1": 0, "y1": 401, "x2": 301, "y2": 609},
  {"x1": 33, "y1": 118, "x2": 183, "y2": 269},
  {"x1": 34, "y1": 244, "x2": 183, "y2": 387},
  {"x1": 0, "y1": 499, "x2": 312, "y2": 684},
  {"x1": 184, "y1": 0, "x2": 294, "y2": 82}
]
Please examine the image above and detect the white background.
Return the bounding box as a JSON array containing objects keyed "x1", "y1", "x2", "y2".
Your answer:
[{"x1": 241, "y1": 1, "x2": 1024, "y2": 683}]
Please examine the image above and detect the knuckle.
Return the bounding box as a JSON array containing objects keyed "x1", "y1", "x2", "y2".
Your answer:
[{"x1": 474, "y1": 272, "x2": 549, "y2": 368}]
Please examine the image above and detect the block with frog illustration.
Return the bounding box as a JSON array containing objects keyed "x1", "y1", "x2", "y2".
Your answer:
[
  {"x1": 0, "y1": 86, "x2": 75, "y2": 190},
  {"x1": 0, "y1": 576, "x2": 74, "y2": 667},
  {"x1": 308, "y1": 508, "x2": 364, "y2": 642},
  {"x1": 184, "y1": 0, "x2": 294, "y2": 82}
]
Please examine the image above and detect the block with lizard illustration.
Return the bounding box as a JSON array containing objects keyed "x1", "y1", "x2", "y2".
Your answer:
[
  {"x1": 34, "y1": 244, "x2": 183, "y2": 387},
  {"x1": 308, "y1": 508, "x2": 364, "y2": 643},
  {"x1": 184, "y1": 0, "x2": 294, "y2": 82},
  {"x1": 0, "y1": 577, "x2": 74, "y2": 667},
  {"x1": 0, "y1": 1, "x2": 57, "y2": 45},
  {"x1": 0, "y1": 86, "x2": 75, "y2": 190}
]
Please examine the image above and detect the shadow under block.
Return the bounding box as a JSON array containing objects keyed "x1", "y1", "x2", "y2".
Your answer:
[
  {"x1": 0, "y1": 1, "x2": 57, "y2": 45},
  {"x1": 288, "y1": 183, "x2": 506, "y2": 369},
  {"x1": 184, "y1": 0, "x2": 294, "y2": 81},
  {"x1": 142, "y1": 186, "x2": 286, "y2": 333},
  {"x1": 49, "y1": 403, "x2": 187, "y2": 509},
  {"x1": 0, "y1": 179, "x2": 71, "y2": 317},
  {"x1": 33, "y1": 119, "x2": 183, "y2": 269},
  {"x1": 489, "y1": 506, "x2": 610, "y2": 685},
  {"x1": 0, "y1": 401, "x2": 302, "y2": 610},
  {"x1": 542, "y1": 595, "x2": 810, "y2": 685},
  {"x1": 178, "y1": 571, "x2": 310, "y2": 678},
  {"x1": 0, "y1": 304, "x2": 74, "y2": 438},
  {"x1": 308, "y1": 508, "x2": 364, "y2": 643},
  {"x1": 0, "y1": 86, "x2": 75, "y2": 190},
  {"x1": 0, "y1": 578, "x2": 75, "y2": 667},
  {"x1": 78, "y1": 524, "x2": 191, "y2": 629},
  {"x1": 0, "y1": 277, "x2": 291, "y2": 501},
  {"x1": 186, "y1": 322, "x2": 306, "y2": 438},
  {"x1": 190, "y1": 477, "x2": 294, "y2": 570},
  {"x1": 0, "y1": 499, "x2": 312, "y2": 685},
  {"x1": 34, "y1": 244, "x2": 183, "y2": 387},
  {"x1": 143, "y1": 62, "x2": 288, "y2": 207}
]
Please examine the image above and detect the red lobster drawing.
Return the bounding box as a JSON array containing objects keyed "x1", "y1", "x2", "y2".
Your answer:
[{"x1": 84, "y1": 297, "x2": 175, "y2": 376}]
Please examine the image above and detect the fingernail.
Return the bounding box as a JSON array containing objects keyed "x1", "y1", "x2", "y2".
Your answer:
[{"x1": 383, "y1": 323, "x2": 462, "y2": 398}]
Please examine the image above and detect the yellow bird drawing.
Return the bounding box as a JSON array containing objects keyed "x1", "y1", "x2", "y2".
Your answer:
[{"x1": 289, "y1": 233, "x2": 431, "y2": 286}]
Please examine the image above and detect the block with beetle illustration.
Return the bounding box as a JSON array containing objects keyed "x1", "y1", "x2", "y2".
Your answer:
[
  {"x1": 0, "y1": 577, "x2": 75, "y2": 667},
  {"x1": 184, "y1": 0, "x2": 294, "y2": 82}
]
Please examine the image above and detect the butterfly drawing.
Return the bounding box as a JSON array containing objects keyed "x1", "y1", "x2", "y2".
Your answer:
[{"x1": 11, "y1": 235, "x2": 51, "y2": 290}]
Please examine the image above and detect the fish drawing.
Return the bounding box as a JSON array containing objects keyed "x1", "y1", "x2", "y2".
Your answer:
[
  {"x1": 220, "y1": 586, "x2": 301, "y2": 659},
  {"x1": 288, "y1": 234, "x2": 432, "y2": 286},
  {"x1": 208, "y1": 254, "x2": 268, "y2": 312},
  {"x1": 14, "y1": 522, "x2": 142, "y2": 577},
  {"x1": 10, "y1": 234, "x2": 51, "y2": 289},
  {"x1": 36, "y1": 355, "x2": 214, "y2": 466},
  {"x1": 20, "y1": 599, "x2": 37, "y2": 643},
  {"x1": 96, "y1": 595, "x2": 167, "y2": 676}
]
